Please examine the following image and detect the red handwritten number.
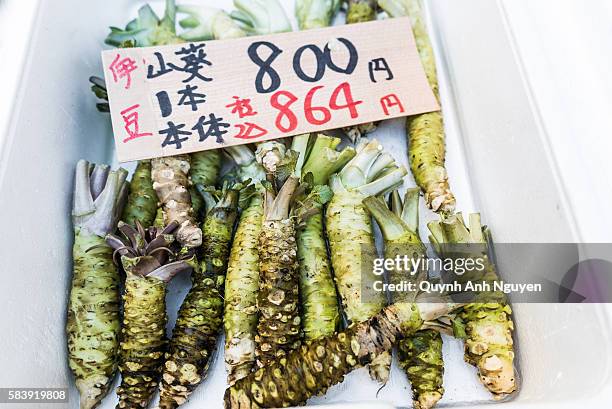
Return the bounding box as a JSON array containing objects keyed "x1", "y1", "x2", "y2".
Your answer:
[
  {"x1": 304, "y1": 86, "x2": 332, "y2": 125},
  {"x1": 330, "y1": 82, "x2": 362, "y2": 118},
  {"x1": 270, "y1": 90, "x2": 299, "y2": 133}
]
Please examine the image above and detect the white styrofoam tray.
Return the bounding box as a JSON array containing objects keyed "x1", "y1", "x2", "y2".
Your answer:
[{"x1": 0, "y1": 0, "x2": 611, "y2": 408}]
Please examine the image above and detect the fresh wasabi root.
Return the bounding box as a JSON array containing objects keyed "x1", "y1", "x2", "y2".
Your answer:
[
  {"x1": 289, "y1": 134, "x2": 353, "y2": 341},
  {"x1": 105, "y1": 0, "x2": 182, "y2": 47},
  {"x1": 398, "y1": 329, "x2": 444, "y2": 409},
  {"x1": 342, "y1": 0, "x2": 378, "y2": 142},
  {"x1": 152, "y1": 155, "x2": 202, "y2": 248},
  {"x1": 225, "y1": 302, "x2": 459, "y2": 408},
  {"x1": 121, "y1": 160, "x2": 158, "y2": 228},
  {"x1": 365, "y1": 189, "x2": 444, "y2": 409},
  {"x1": 378, "y1": 0, "x2": 455, "y2": 213},
  {"x1": 224, "y1": 195, "x2": 264, "y2": 385},
  {"x1": 327, "y1": 139, "x2": 407, "y2": 383},
  {"x1": 255, "y1": 177, "x2": 302, "y2": 367},
  {"x1": 106, "y1": 221, "x2": 194, "y2": 409},
  {"x1": 296, "y1": 0, "x2": 342, "y2": 29},
  {"x1": 428, "y1": 213, "x2": 516, "y2": 398},
  {"x1": 68, "y1": 160, "x2": 127, "y2": 409},
  {"x1": 190, "y1": 151, "x2": 222, "y2": 188},
  {"x1": 159, "y1": 185, "x2": 240, "y2": 409}
]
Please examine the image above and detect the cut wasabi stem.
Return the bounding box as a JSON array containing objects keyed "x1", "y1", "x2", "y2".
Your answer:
[
  {"x1": 159, "y1": 184, "x2": 240, "y2": 409},
  {"x1": 105, "y1": 0, "x2": 182, "y2": 47},
  {"x1": 225, "y1": 301, "x2": 460, "y2": 409},
  {"x1": 224, "y1": 145, "x2": 267, "y2": 185},
  {"x1": 342, "y1": 0, "x2": 379, "y2": 142},
  {"x1": 296, "y1": 0, "x2": 342, "y2": 29},
  {"x1": 107, "y1": 221, "x2": 194, "y2": 409},
  {"x1": 428, "y1": 213, "x2": 517, "y2": 399},
  {"x1": 291, "y1": 134, "x2": 355, "y2": 341},
  {"x1": 378, "y1": 0, "x2": 456, "y2": 213},
  {"x1": 177, "y1": 5, "x2": 246, "y2": 40},
  {"x1": 327, "y1": 139, "x2": 408, "y2": 384},
  {"x1": 68, "y1": 161, "x2": 127, "y2": 409},
  {"x1": 231, "y1": 0, "x2": 292, "y2": 35},
  {"x1": 365, "y1": 190, "x2": 444, "y2": 409}
]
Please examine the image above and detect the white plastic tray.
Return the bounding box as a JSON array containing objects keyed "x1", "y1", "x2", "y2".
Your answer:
[{"x1": 0, "y1": 0, "x2": 611, "y2": 408}]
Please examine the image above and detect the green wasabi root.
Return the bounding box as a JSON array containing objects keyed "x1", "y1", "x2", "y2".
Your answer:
[
  {"x1": 224, "y1": 195, "x2": 264, "y2": 385},
  {"x1": 225, "y1": 302, "x2": 459, "y2": 409},
  {"x1": 255, "y1": 177, "x2": 302, "y2": 367},
  {"x1": 378, "y1": 0, "x2": 456, "y2": 213},
  {"x1": 107, "y1": 222, "x2": 193, "y2": 409},
  {"x1": 398, "y1": 329, "x2": 444, "y2": 409},
  {"x1": 68, "y1": 160, "x2": 127, "y2": 409},
  {"x1": 365, "y1": 190, "x2": 444, "y2": 408},
  {"x1": 327, "y1": 139, "x2": 408, "y2": 383},
  {"x1": 122, "y1": 160, "x2": 157, "y2": 228},
  {"x1": 347, "y1": 0, "x2": 378, "y2": 22},
  {"x1": 159, "y1": 186, "x2": 239, "y2": 409},
  {"x1": 292, "y1": 134, "x2": 353, "y2": 341},
  {"x1": 190, "y1": 150, "x2": 222, "y2": 188},
  {"x1": 428, "y1": 213, "x2": 517, "y2": 398}
]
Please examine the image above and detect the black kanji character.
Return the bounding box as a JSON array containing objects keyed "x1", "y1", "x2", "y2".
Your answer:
[
  {"x1": 147, "y1": 52, "x2": 173, "y2": 79},
  {"x1": 168, "y1": 43, "x2": 213, "y2": 83},
  {"x1": 177, "y1": 84, "x2": 206, "y2": 111},
  {"x1": 160, "y1": 121, "x2": 191, "y2": 149},
  {"x1": 368, "y1": 57, "x2": 394, "y2": 83},
  {"x1": 192, "y1": 113, "x2": 230, "y2": 144}
]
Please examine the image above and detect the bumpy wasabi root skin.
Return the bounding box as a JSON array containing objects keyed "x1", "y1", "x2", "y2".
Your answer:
[
  {"x1": 224, "y1": 194, "x2": 264, "y2": 385},
  {"x1": 68, "y1": 160, "x2": 127, "y2": 409},
  {"x1": 327, "y1": 139, "x2": 408, "y2": 384},
  {"x1": 296, "y1": 0, "x2": 342, "y2": 29},
  {"x1": 106, "y1": 222, "x2": 193, "y2": 408},
  {"x1": 224, "y1": 302, "x2": 460, "y2": 409},
  {"x1": 378, "y1": 0, "x2": 456, "y2": 213},
  {"x1": 190, "y1": 150, "x2": 222, "y2": 190},
  {"x1": 152, "y1": 155, "x2": 202, "y2": 248},
  {"x1": 428, "y1": 213, "x2": 517, "y2": 398},
  {"x1": 159, "y1": 186, "x2": 239, "y2": 409},
  {"x1": 255, "y1": 177, "x2": 302, "y2": 367},
  {"x1": 364, "y1": 190, "x2": 444, "y2": 409},
  {"x1": 342, "y1": 0, "x2": 378, "y2": 142},
  {"x1": 122, "y1": 160, "x2": 158, "y2": 228}
]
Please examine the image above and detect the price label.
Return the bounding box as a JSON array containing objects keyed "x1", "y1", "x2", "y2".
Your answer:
[{"x1": 102, "y1": 17, "x2": 439, "y2": 162}]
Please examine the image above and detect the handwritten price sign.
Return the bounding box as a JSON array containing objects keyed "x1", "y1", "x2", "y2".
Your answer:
[{"x1": 102, "y1": 17, "x2": 439, "y2": 162}]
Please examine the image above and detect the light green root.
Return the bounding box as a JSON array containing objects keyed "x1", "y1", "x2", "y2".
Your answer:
[
  {"x1": 121, "y1": 160, "x2": 157, "y2": 228},
  {"x1": 67, "y1": 231, "x2": 120, "y2": 409},
  {"x1": 297, "y1": 210, "x2": 340, "y2": 340},
  {"x1": 224, "y1": 195, "x2": 264, "y2": 385}
]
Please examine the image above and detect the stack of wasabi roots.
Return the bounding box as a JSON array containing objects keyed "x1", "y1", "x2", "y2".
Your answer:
[{"x1": 68, "y1": 0, "x2": 516, "y2": 408}]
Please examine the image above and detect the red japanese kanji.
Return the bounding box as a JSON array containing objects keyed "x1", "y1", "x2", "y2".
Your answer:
[
  {"x1": 380, "y1": 94, "x2": 405, "y2": 116},
  {"x1": 226, "y1": 96, "x2": 258, "y2": 118},
  {"x1": 233, "y1": 122, "x2": 267, "y2": 139},
  {"x1": 109, "y1": 54, "x2": 138, "y2": 90},
  {"x1": 121, "y1": 104, "x2": 152, "y2": 143}
]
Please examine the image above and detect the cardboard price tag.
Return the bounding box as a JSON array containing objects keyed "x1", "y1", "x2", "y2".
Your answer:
[{"x1": 102, "y1": 17, "x2": 439, "y2": 162}]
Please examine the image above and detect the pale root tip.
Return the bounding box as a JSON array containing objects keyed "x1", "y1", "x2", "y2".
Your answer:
[
  {"x1": 76, "y1": 378, "x2": 108, "y2": 409},
  {"x1": 415, "y1": 391, "x2": 443, "y2": 409},
  {"x1": 479, "y1": 354, "x2": 517, "y2": 397}
]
